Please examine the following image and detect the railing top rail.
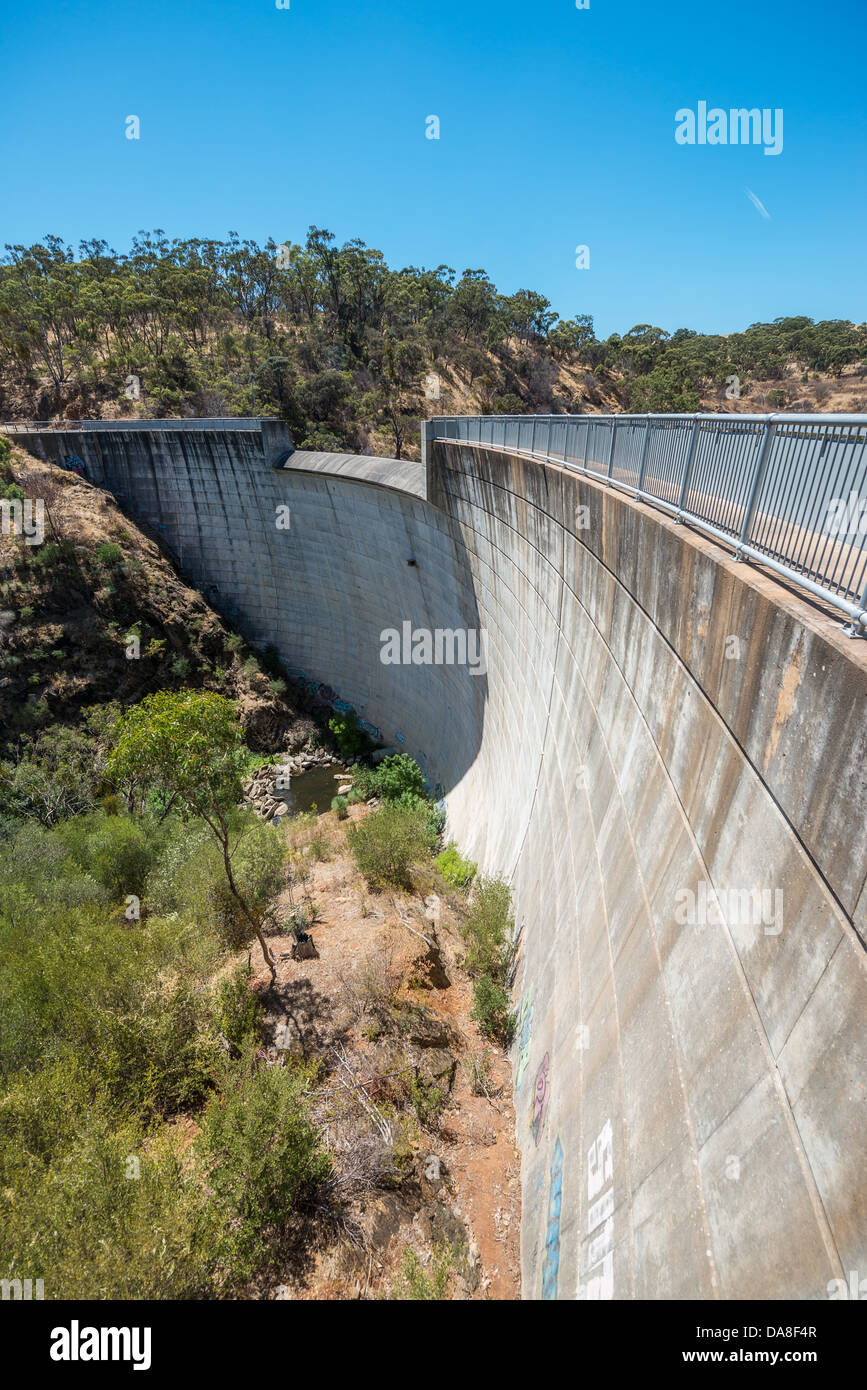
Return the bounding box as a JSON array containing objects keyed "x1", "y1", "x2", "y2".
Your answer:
[{"x1": 430, "y1": 411, "x2": 867, "y2": 426}]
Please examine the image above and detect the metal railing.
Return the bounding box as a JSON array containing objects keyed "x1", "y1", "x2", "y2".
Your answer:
[
  {"x1": 430, "y1": 413, "x2": 867, "y2": 633},
  {"x1": 1, "y1": 418, "x2": 262, "y2": 432}
]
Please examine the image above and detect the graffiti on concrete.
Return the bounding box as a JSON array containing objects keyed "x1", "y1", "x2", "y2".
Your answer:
[
  {"x1": 531, "y1": 1052, "x2": 550, "y2": 1147},
  {"x1": 541, "y1": 1136, "x2": 564, "y2": 1300},
  {"x1": 515, "y1": 987, "x2": 535, "y2": 1090},
  {"x1": 285, "y1": 668, "x2": 382, "y2": 741},
  {"x1": 583, "y1": 1118, "x2": 614, "y2": 1300}
]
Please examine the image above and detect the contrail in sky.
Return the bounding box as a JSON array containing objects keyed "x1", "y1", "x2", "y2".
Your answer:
[{"x1": 745, "y1": 188, "x2": 771, "y2": 219}]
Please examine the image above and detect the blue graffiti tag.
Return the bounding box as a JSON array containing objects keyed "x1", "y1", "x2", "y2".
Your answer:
[{"x1": 541, "y1": 1137, "x2": 564, "y2": 1300}]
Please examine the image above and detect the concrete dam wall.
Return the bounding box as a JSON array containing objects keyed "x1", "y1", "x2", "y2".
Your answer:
[{"x1": 18, "y1": 420, "x2": 867, "y2": 1300}]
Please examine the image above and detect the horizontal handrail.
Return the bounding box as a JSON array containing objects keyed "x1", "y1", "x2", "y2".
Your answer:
[{"x1": 428, "y1": 413, "x2": 867, "y2": 633}]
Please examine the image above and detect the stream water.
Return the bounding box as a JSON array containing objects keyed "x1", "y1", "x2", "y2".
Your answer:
[{"x1": 282, "y1": 763, "x2": 349, "y2": 815}]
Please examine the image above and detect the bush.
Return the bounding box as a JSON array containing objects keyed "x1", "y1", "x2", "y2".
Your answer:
[
  {"x1": 32, "y1": 538, "x2": 76, "y2": 571},
  {"x1": 347, "y1": 765, "x2": 377, "y2": 799},
  {"x1": 56, "y1": 811, "x2": 164, "y2": 900},
  {"x1": 328, "y1": 708, "x2": 366, "y2": 758},
  {"x1": 147, "y1": 811, "x2": 284, "y2": 935},
  {"x1": 461, "y1": 875, "x2": 514, "y2": 982},
  {"x1": 0, "y1": 793, "x2": 306, "y2": 1297},
  {"x1": 212, "y1": 961, "x2": 263, "y2": 1050},
  {"x1": 94, "y1": 541, "x2": 123, "y2": 568},
  {"x1": 471, "y1": 976, "x2": 515, "y2": 1045},
  {"x1": 372, "y1": 754, "x2": 426, "y2": 802},
  {"x1": 0, "y1": 710, "x2": 120, "y2": 826},
  {"x1": 331, "y1": 795, "x2": 348, "y2": 819},
  {"x1": 348, "y1": 801, "x2": 437, "y2": 888},
  {"x1": 201, "y1": 1052, "x2": 330, "y2": 1280},
  {"x1": 435, "y1": 841, "x2": 476, "y2": 888},
  {"x1": 0, "y1": 1073, "x2": 213, "y2": 1299}
]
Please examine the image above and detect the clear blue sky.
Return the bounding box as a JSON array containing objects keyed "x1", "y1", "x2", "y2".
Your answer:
[{"x1": 3, "y1": 0, "x2": 865, "y2": 337}]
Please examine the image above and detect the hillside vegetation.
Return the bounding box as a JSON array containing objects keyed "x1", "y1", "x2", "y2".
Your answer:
[
  {"x1": 1, "y1": 232, "x2": 865, "y2": 459},
  {"x1": 0, "y1": 437, "x2": 319, "y2": 761}
]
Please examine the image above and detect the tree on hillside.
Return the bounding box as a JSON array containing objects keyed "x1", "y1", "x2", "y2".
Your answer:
[
  {"x1": 105, "y1": 690, "x2": 277, "y2": 976},
  {"x1": 361, "y1": 335, "x2": 425, "y2": 458}
]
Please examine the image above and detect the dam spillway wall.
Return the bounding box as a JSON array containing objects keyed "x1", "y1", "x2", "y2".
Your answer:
[{"x1": 15, "y1": 420, "x2": 867, "y2": 1299}]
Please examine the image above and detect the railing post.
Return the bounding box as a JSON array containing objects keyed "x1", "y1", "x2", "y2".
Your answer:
[
  {"x1": 547, "y1": 417, "x2": 553, "y2": 461},
  {"x1": 735, "y1": 416, "x2": 778, "y2": 556},
  {"x1": 674, "y1": 415, "x2": 701, "y2": 521},
  {"x1": 636, "y1": 415, "x2": 651, "y2": 493},
  {"x1": 606, "y1": 419, "x2": 617, "y2": 479}
]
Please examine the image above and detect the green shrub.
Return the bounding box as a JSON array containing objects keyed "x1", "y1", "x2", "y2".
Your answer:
[
  {"x1": 56, "y1": 812, "x2": 164, "y2": 900},
  {"x1": 406, "y1": 1074, "x2": 445, "y2": 1127},
  {"x1": 307, "y1": 831, "x2": 331, "y2": 860},
  {"x1": 348, "y1": 801, "x2": 436, "y2": 889},
  {"x1": 212, "y1": 961, "x2": 263, "y2": 1050},
  {"x1": 0, "y1": 712, "x2": 120, "y2": 826},
  {"x1": 370, "y1": 753, "x2": 426, "y2": 802},
  {"x1": 347, "y1": 765, "x2": 377, "y2": 799},
  {"x1": 327, "y1": 708, "x2": 366, "y2": 758},
  {"x1": 331, "y1": 794, "x2": 349, "y2": 819},
  {"x1": 206, "y1": 878, "x2": 250, "y2": 950},
  {"x1": 395, "y1": 790, "x2": 444, "y2": 840},
  {"x1": 200, "y1": 1052, "x2": 330, "y2": 1280},
  {"x1": 32, "y1": 539, "x2": 76, "y2": 571},
  {"x1": 471, "y1": 975, "x2": 515, "y2": 1045},
  {"x1": 147, "y1": 811, "x2": 284, "y2": 933},
  {"x1": 461, "y1": 874, "x2": 514, "y2": 982},
  {"x1": 94, "y1": 541, "x2": 123, "y2": 568},
  {"x1": 435, "y1": 841, "x2": 476, "y2": 888},
  {"x1": 0, "y1": 786, "x2": 302, "y2": 1297},
  {"x1": 0, "y1": 1073, "x2": 213, "y2": 1299}
]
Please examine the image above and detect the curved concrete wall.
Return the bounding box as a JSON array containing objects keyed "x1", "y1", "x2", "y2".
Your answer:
[{"x1": 20, "y1": 424, "x2": 867, "y2": 1300}]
